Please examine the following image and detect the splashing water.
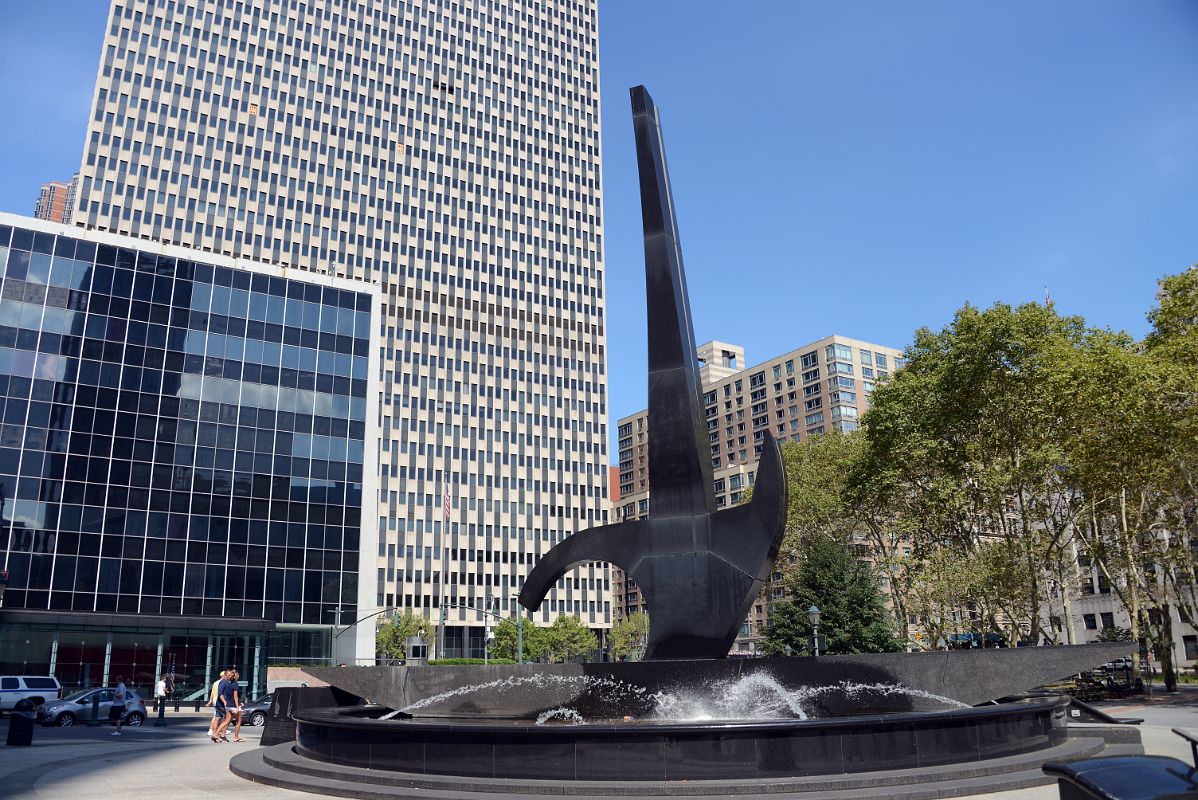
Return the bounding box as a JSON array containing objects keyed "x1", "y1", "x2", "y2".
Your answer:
[
  {"x1": 649, "y1": 674, "x2": 969, "y2": 722},
  {"x1": 393, "y1": 670, "x2": 967, "y2": 724},
  {"x1": 535, "y1": 707, "x2": 586, "y2": 725},
  {"x1": 398, "y1": 672, "x2": 652, "y2": 714},
  {"x1": 652, "y1": 672, "x2": 810, "y2": 720}
]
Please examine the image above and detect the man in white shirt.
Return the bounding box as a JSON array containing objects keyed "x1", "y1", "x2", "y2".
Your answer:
[{"x1": 155, "y1": 676, "x2": 167, "y2": 712}]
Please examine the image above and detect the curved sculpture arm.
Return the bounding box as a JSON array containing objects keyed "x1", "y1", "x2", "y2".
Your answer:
[
  {"x1": 518, "y1": 520, "x2": 646, "y2": 612},
  {"x1": 710, "y1": 430, "x2": 788, "y2": 575}
]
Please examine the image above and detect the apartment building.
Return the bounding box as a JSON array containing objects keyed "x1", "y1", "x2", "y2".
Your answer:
[
  {"x1": 613, "y1": 336, "x2": 906, "y2": 654},
  {"x1": 33, "y1": 175, "x2": 79, "y2": 225}
]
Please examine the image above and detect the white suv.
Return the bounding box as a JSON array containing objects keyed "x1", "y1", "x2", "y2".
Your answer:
[{"x1": 0, "y1": 676, "x2": 63, "y2": 711}]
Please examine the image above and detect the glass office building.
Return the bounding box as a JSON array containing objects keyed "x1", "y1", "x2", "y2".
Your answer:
[{"x1": 0, "y1": 214, "x2": 377, "y2": 695}]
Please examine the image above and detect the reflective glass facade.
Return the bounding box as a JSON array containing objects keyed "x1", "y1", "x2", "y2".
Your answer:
[{"x1": 0, "y1": 219, "x2": 373, "y2": 630}]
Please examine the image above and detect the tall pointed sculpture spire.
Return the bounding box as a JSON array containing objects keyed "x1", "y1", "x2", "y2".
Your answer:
[
  {"x1": 633, "y1": 87, "x2": 716, "y2": 519},
  {"x1": 519, "y1": 86, "x2": 788, "y2": 660}
]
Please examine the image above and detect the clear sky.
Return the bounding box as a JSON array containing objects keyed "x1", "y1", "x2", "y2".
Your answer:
[{"x1": 0, "y1": 2, "x2": 1195, "y2": 448}]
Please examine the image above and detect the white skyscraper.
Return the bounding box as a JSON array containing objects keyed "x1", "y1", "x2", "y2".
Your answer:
[{"x1": 74, "y1": 0, "x2": 611, "y2": 658}]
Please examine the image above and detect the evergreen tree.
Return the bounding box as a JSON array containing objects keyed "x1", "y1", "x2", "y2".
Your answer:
[{"x1": 764, "y1": 534, "x2": 902, "y2": 656}]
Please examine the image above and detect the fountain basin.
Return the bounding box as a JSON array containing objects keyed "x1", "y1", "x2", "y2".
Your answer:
[{"x1": 293, "y1": 696, "x2": 1068, "y2": 781}]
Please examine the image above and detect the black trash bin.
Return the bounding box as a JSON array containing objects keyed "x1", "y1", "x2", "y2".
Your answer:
[{"x1": 6, "y1": 699, "x2": 35, "y2": 746}]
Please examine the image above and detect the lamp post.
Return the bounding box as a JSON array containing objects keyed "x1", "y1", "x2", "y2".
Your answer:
[
  {"x1": 483, "y1": 592, "x2": 496, "y2": 666},
  {"x1": 807, "y1": 604, "x2": 822, "y2": 657},
  {"x1": 0, "y1": 569, "x2": 7, "y2": 608},
  {"x1": 326, "y1": 605, "x2": 344, "y2": 666},
  {"x1": 511, "y1": 594, "x2": 524, "y2": 665}
]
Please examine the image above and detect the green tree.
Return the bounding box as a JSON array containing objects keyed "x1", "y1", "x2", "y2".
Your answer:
[
  {"x1": 610, "y1": 612, "x2": 649, "y2": 661},
  {"x1": 376, "y1": 611, "x2": 432, "y2": 661},
  {"x1": 488, "y1": 617, "x2": 546, "y2": 662},
  {"x1": 541, "y1": 615, "x2": 597, "y2": 663},
  {"x1": 763, "y1": 534, "x2": 902, "y2": 656},
  {"x1": 1096, "y1": 626, "x2": 1133, "y2": 643},
  {"x1": 860, "y1": 301, "x2": 1091, "y2": 646}
]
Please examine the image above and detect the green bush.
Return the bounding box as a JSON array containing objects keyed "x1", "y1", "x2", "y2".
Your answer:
[{"x1": 428, "y1": 658, "x2": 516, "y2": 666}]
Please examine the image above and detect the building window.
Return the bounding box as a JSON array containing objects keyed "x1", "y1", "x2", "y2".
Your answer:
[
  {"x1": 859, "y1": 349, "x2": 873, "y2": 365},
  {"x1": 876, "y1": 353, "x2": 889, "y2": 369},
  {"x1": 1100, "y1": 612, "x2": 1115, "y2": 629},
  {"x1": 825, "y1": 343, "x2": 852, "y2": 362},
  {"x1": 1185, "y1": 636, "x2": 1198, "y2": 661},
  {"x1": 1083, "y1": 614, "x2": 1097, "y2": 630},
  {"x1": 800, "y1": 351, "x2": 818, "y2": 369}
]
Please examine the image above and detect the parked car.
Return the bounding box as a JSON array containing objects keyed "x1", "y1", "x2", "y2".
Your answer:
[
  {"x1": 0, "y1": 676, "x2": 63, "y2": 711},
  {"x1": 37, "y1": 687, "x2": 148, "y2": 727},
  {"x1": 241, "y1": 694, "x2": 273, "y2": 727}
]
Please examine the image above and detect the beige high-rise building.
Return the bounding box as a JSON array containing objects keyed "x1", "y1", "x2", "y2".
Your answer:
[
  {"x1": 71, "y1": 0, "x2": 611, "y2": 658},
  {"x1": 613, "y1": 336, "x2": 906, "y2": 654}
]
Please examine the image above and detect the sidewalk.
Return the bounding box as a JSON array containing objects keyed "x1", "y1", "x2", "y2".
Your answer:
[{"x1": 0, "y1": 713, "x2": 302, "y2": 799}]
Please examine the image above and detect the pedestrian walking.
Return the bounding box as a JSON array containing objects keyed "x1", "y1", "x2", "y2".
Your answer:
[
  {"x1": 229, "y1": 670, "x2": 246, "y2": 742},
  {"x1": 206, "y1": 670, "x2": 227, "y2": 740},
  {"x1": 110, "y1": 675, "x2": 128, "y2": 735},
  {"x1": 155, "y1": 675, "x2": 167, "y2": 712},
  {"x1": 213, "y1": 668, "x2": 240, "y2": 743}
]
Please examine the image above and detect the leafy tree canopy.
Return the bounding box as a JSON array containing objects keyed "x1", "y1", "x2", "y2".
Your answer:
[
  {"x1": 610, "y1": 612, "x2": 649, "y2": 661},
  {"x1": 376, "y1": 611, "x2": 432, "y2": 661}
]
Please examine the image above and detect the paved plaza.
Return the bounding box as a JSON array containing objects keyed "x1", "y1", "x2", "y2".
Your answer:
[{"x1": 3, "y1": 691, "x2": 1198, "y2": 799}]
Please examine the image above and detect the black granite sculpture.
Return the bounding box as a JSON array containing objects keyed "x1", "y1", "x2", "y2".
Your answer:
[{"x1": 518, "y1": 86, "x2": 789, "y2": 660}]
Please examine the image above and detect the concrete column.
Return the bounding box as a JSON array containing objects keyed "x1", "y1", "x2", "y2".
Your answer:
[
  {"x1": 252, "y1": 635, "x2": 262, "y2": 697},
  {"x1": 49, "y1": 630, "x2": 59, "y2": 677},
  {"x1": 154, "y1": 638, "x2": 164, "y2": 685},
  {"x1": 204, "y1": 637, "x2": 214, "y2": 687}
]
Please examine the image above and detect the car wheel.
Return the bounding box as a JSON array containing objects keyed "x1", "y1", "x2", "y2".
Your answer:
[
  {"x1": 57, "y1": 712, "x2": 76, "y2": 727},
  {"x1": 250, "y1": 711, "x2": 266, "y2": 727},
  {"x1": 124, "y1": 712, "x2": 145, "y2": 727}
]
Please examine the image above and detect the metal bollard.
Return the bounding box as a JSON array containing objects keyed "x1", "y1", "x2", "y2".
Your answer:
[
  {"x1": 194, "y1": 699, "x2": 202, "y2": 712},
  {"x1": 173, "y1": 696, "x2": 180, "y2": 712},
  {"x1": 86, "y1": 694, "x2": 102, "y2": 727},
  {"x1": 154, "y1": 699, "x2": 167, "y2": 727}
]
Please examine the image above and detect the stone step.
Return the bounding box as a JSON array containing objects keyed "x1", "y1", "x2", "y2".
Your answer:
[{"x1": 232, "y1": 735, "x2": 1111, "y2": 799}]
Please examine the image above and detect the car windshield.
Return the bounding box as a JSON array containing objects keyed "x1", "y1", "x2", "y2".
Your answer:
[
  {"x1": 60, "y1": 690, "x2": 95, "y2": 702},
  {"x1": 250, "y1": 695, "x2": 271, "y2": 705}
]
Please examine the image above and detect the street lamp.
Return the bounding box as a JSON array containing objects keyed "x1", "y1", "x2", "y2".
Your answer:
[
  {"x1": 0, "y1": 569, "x2": 8, "y2": 608},
  {"x1": 511, "y1": 594, "x2": 524, "y2": 665},
  {"x1": 807, "y1": 604, "x2": 822, "y2": 657}
]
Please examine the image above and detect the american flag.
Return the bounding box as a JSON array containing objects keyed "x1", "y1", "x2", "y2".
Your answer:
[{"x1": 443, "y1": 481, "x2": 451, "y2": 524}]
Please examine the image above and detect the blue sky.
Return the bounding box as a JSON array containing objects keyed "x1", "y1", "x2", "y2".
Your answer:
[{"x1": 0, "y1": 2, "x2": 1195, "y2": 439}]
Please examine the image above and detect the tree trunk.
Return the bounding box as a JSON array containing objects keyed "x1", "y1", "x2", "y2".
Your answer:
[
  {"x1": 1061, "y1": 538, "x2": 1080, "y2": 645},
  {"x1": 1162, "y1": 604, "x2": 1178, "y2": 692},
  {"x1": 1120, "y1": 488, "x2": 1144, "y2": 681}
]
